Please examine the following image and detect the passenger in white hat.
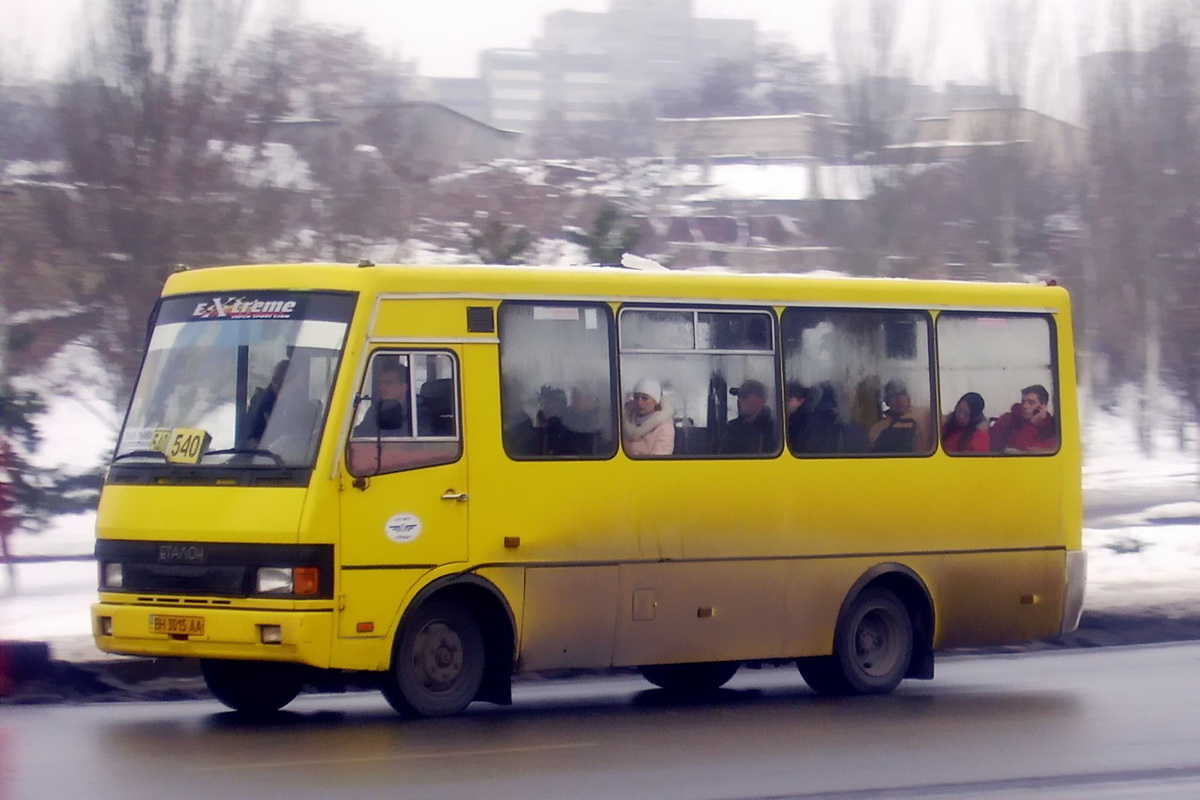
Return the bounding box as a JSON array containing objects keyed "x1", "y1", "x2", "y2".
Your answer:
[{"x1": 622, "y1": 378, "x2": 675, "y2": 456}]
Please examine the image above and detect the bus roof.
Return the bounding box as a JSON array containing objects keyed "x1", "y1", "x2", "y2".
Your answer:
[{"x1": 160, "y1": 262, "x2": 1070, "y2": 313}]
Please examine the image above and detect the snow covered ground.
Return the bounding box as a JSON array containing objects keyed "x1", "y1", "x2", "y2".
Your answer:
[{"x1": 2, "y1": 396, "x2": 1198, "y2": 653}]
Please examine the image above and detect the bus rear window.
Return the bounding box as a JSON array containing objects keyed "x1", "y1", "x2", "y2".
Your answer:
[{"x1": 937, "y1": 314, "x2": 1059, "y2": 455}]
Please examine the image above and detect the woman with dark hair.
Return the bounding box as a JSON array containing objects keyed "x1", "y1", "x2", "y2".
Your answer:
[{"x1": 942, "y1": 392, "x2": 990, "y2": 453}]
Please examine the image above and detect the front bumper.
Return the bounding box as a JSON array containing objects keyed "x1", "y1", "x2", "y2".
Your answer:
[{"x1": 91, "y1": 601, "x2": 335, "y2": 668}]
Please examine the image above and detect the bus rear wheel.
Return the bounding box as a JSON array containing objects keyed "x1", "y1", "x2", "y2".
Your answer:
[
  {"x1": 797, "y1": 587, "x2": 913, "y2": 696},
  {"x1": 200, "y1": 659, "x2": 305, "y2": 713},
  {"x1": 383, "y1": 601, "x2": 485, "y2": 717},
  {"x1": 639, "y1": 661, "x2": 741, "y2": 694}
]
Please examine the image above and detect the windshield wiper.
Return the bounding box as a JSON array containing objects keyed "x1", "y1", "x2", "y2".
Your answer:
[
  {"x1": 111, "y1": 450, "x2": 169, "y2": 463},
  {"x1": 202, "y1": 447, "x2": 286, "y2": 466}
]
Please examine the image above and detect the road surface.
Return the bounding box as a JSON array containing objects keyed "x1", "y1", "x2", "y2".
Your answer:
[{"x1": 6, "y1": 642, "x2": 1200, "y2": 800}]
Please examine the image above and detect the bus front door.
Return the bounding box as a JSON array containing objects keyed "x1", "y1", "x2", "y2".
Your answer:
[{"x1": 336, "y1": 347, "x2": 468, "y2": 639}]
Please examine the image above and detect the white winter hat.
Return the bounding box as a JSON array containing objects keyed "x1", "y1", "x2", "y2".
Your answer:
[{"x1": 632, "y1": 378, "x2": 662, "y2": 402}]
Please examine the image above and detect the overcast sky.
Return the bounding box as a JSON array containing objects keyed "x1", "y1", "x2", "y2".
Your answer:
[
  {"x1": 301, "y1": 0, "x2": 836, "y2": 76},
  {"x1": 1, "y1": 0, "x2": 1086, "y2": 77},
  {"x1": 0, "y1": 0, "x2": 1168, "y2": 122}
]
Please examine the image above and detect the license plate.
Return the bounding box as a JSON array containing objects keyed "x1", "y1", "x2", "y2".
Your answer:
[{"x1": 149, "y1": 614, "x2": 205, "y2": 636}]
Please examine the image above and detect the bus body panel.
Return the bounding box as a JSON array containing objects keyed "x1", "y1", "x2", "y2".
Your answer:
[
  {"x1": 371, "y1": 298, "x2": 487, "y2": 339},
  {"x1": 928, "y1": 548, "x2": 1067, "y2": 648},
  {"x1": 519, "y1": 566, "x2": 619, "y2": 671},
  {"x1": 612, "y1": 560, "x2": 788, "y2": 665},
  {"x1": 334, "y1": 568, "x2": 431, "y2": 644},
  {"x1": 96, "y1": 484, "x2": 307, "y2": 545}
]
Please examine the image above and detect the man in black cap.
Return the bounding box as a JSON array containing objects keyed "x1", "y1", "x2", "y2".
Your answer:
[{"x1": 720, "y1": 378, "x2": 778, "y2": 455}]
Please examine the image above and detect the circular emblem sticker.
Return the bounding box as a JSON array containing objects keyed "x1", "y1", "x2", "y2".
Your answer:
[{"x1": 384, "y1": 513, "x2": 422, "y2": 543}]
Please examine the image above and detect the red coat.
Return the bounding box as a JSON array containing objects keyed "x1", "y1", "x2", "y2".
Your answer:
[
  {"x1": 989, "y1": 404, "x2": 1059, "y2": 452},
  {"x1": 943, "y1": 426, "x2": 990, "y2": 453}
]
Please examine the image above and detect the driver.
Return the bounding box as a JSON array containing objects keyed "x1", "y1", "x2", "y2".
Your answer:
[
  {"x1": 354, "y1": 361, "x2": 411, "y2": 438},
  {"x1": 243, "y1": 359, "x2": 290, "y2": 447}
]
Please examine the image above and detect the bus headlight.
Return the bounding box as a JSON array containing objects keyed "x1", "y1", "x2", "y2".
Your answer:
[
  {"x1": 102, "y1": 562, "x2": 124, "y2": 589},
  {"x1": 256, "y1": 567, "x2": 293, "y2": 594},
  {"x1": 256, "y1": 567, "x2": 320, "y2": 596}
]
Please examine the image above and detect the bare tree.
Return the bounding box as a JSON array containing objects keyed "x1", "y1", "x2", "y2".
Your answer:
[
  {"x1": 656, "y1": 40, "x2": 825, "y2": 120},
  {"x1": 824, "y1": 0, "x2": 943, "y2": 275},
  {"x1": 229, "y1": 22, "x2": 424, "y2": 253},
  {"x1": 831, "y1": 0, "x2": 934, "y2": 157},
  {"x1": 1084, "y1": 1, "x2": 1200, "y2": 455},
  {"x1": 50, "y1": 0, "x2": 271, "y2": 389}
]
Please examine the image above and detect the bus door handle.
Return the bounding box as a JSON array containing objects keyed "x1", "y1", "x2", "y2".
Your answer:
[{"x1": 441, "y1": 490, "x2": 469, "y2": 503}]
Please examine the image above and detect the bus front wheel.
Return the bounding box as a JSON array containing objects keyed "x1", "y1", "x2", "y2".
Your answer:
[
  {"x1": 383, "y1": 600, "x2": 485, "y2": 717},
  {"x1": 639, "y1": 661, "x2": 740, "y2": 694},
  {"x1": 200, "y1": 659, "x2": 305, "y2": 713},
  {"x1": 797, "y1": 587, "x2": 913, "y2": 696}
]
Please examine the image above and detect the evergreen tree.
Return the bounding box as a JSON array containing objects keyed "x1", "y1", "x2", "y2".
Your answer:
[
  {"x1": 567, "y1": 203, "x2": 642, "y2": 264},
  {"x1": 0, "y1": 384, "x2": 104, "y2": 536},
  {"x1": 468, "y1": 217, "x2": 533, "y2": 265}
]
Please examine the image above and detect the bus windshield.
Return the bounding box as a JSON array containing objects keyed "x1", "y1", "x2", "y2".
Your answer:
[{"x1": 114, "y1": 291, "x2": 356, "y2": 469}]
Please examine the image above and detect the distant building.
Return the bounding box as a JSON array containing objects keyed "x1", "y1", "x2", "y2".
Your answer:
[
  {"x1": 654, "y1": 114, "x2": 844, "y2": 160},
  {"x1": 479, "y1": 49, "x2": 552, "y2": 132},
  {"x1": 263, "y1": 102, "x2": 520, "y2": 180},
  {"x1": 926, "y1": 83, "x2": 1018, "y2": 116},
  {"x1": 885, "y1": 107, "x2": 1083, "y2": 175},
  {"x1": 426, "y1": 78, "x2": 491, "y2": 125},
  {"x1": 475, "y1": 0, "x2": 756, "y2": 133},
  {"x1": 818, "y1": 79, "x2": 1018, "y2": 154},
  {"x1": 540, "y1": 1, "x2": 754, "y2": 99}
]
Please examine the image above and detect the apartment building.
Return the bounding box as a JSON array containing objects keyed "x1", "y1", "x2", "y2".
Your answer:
[{"x1": 478, "y1": 0, "x2": 755, "y2": 132}]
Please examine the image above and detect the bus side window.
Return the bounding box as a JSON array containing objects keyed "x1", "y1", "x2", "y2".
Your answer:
[
  {"x1": 347, "y1": 351, "x2": 461, "y2": 476},
  {"x1": 936, "y1": 314, "x2": 1058, "y2": 456},
  {"x1": 618, "y1": 307, "x2": 779, "y2": 459},
  {"x1": 417, "y1": 378, "x2": 456, "y2": 436},
  {"x1": 781, "y1": 308, "x2": 934, "y2": 457},
  {"x1": 498, "y1": 302, "x2": 618, "y2": 460}
]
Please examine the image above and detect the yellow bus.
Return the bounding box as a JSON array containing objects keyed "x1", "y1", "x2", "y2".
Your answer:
[{"x1": 92, "y1": 263, "x2": 1085, "y2": 715}]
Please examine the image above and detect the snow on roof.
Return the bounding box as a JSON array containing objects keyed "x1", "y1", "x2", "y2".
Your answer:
[
  {"x1": 1, "y1": 160, "x2": 66, "y2": 179},
  {"x1": 677, "y1": 163, "x2": 904, "y2": 202},
  {"x1": 657, "y1": 113, "x2": 833, "y2": 123},
  {"x1": 885, "y1": 139, "x2": 1032, "y2": 150}
]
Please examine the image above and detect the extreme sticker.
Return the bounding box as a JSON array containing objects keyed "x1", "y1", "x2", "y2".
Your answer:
[{"x1": 191, "y1": 296, "x2": 299, "y2": 320}]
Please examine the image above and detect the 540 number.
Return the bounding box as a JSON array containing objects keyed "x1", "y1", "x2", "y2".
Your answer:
[{"x1": 148, "y1": 427, "x2": 211, "y2": 464}]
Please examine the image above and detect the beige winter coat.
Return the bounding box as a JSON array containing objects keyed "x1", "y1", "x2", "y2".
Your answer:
[{"x1": 622, "y1": 400, "x2": 676, "y2": 456}]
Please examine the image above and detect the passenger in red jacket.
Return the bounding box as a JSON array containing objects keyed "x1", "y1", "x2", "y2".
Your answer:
[
  {"x1": 942, "y1": 391, "x2": 990, "y2": 453},
  {"x1": 989, "y1": 384, "x2": 1059, "y2": 452}
]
